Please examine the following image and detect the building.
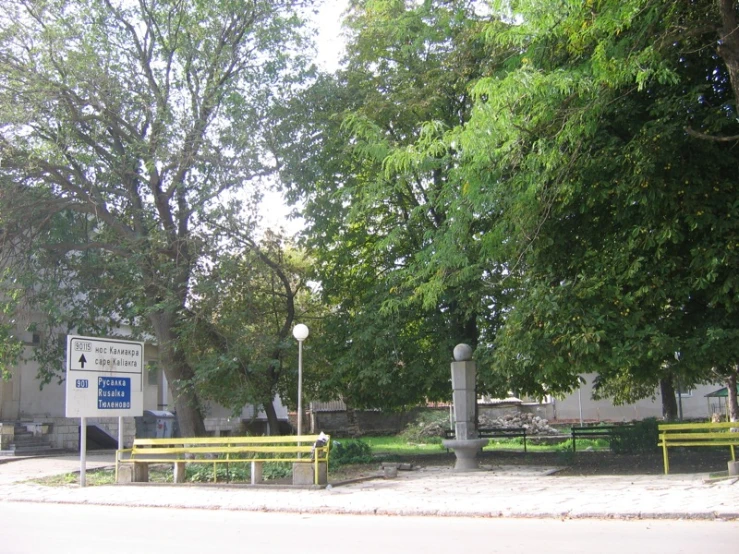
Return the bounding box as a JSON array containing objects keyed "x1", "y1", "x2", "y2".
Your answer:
[
  {"x1": 550, "y1": 373, "x2": 725, "y2": 423},
  {"x1": 0, "y1": 320, "x2": 288, "y2": 453}
]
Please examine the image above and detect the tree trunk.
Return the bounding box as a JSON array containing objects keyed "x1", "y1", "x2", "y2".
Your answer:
[
  {"x1": 726, "y1": 370, "x2": 739, "y2": 423},
  {"x1": 150, "y1": 311, "x2": 207, "y2": 437},
  {"x1": 660, "y1": 378, "x2": 678, "y2": 421},
  {"x1": 263, "y1": 399, "x2": 280, "y2": 436}
]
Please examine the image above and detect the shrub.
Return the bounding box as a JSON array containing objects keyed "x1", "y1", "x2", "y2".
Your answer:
[
  {"x1": 330, "y1": 439, "x2": 375, "y2": 466},
  {"x1": 610, "y1": 418, "x2": 659, "y2": 454}
]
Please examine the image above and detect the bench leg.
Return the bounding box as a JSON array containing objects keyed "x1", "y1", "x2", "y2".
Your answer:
[
  {"x1": 251, "y1": 461, "x2": 263, "y2": 485},
  {"x1": 662, "y1": 442, "x2": 669, "y2": 475},
  {"x1": 174, "y1": 462, "x2": 187, "y2": 483}
]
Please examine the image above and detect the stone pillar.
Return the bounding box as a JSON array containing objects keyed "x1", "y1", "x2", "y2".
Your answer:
[
  {"x1": 450, "y1": 343, "x2": 478, "y2": 439},
  {"x1": 442, "y1": 344, "x2": 488, "y2": 471}
]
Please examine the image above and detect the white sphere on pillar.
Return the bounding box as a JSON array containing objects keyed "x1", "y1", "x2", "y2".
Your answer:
[{"x1": 453, "y1": 343, "x2": 473, "y2": 362}]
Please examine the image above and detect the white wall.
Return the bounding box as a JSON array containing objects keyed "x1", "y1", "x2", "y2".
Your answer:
[{"x1": 552, "y1": 373, "x2": 722, "y2": 422}]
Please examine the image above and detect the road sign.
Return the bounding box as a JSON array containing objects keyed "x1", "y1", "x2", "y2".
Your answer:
[{"x1": 65, "y1": 335, "x2": 144, "y2": 417}]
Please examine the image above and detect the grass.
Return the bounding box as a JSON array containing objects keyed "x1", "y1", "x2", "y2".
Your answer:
[
  {"x1": 341, "y1": 435, "x2": 609, "y2": 455},
  {"x1": 349, "y1": 435, "x2": 446, "y2": 456}
]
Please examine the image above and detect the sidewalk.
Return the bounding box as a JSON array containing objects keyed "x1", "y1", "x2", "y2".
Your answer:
[{"x1": 0, "y1": 452, "x2": 737, "y2": 520}]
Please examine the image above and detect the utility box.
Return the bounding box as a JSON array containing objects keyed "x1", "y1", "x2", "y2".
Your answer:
[{"x1": 135, "y1": 410, "x2": 178, "y2": 438}]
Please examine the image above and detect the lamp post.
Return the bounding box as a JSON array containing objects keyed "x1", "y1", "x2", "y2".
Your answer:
[{"x1": 292, "y1": 323, "x2": 309, "y2": 436}]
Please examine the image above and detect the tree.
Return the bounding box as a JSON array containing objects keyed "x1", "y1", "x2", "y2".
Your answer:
[
  {"x1": 180, "y1": 231, "x2": 317, "y2": 434},
  {"x1": 0, "y1": 0, "x2": 311, "y2": 435},
  {"x1": 273, "y1": 0, "x2": 506, "y2": 408},
  {"x1": 423, "y1": 0, "x2": 739, "y2": 416}
]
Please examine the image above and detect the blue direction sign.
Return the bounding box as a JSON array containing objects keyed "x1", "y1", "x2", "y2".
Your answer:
[{"x1": 97, "y1": 376, "x2": 131, "y2": 410}]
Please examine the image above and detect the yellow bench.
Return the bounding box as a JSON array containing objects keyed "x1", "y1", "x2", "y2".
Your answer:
[
  {"x1": 116, "y1": 434, "x2": 330, "y2": 485},
  {"x1": 658, "y1": 422, "x2": 738, "y2": 474}
]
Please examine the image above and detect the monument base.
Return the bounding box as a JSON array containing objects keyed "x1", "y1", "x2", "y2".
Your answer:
[{"x1": 442, "y1": 438, "x2": 489, "y2": 472}]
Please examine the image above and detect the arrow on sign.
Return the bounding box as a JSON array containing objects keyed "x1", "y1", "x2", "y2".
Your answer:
[{"x1": 78, "y1": 355, "x2": 87, "y2": 368}]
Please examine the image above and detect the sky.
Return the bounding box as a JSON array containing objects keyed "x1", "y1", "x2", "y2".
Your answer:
[{"x1": 258, "y1": 0, "x2": 350, "y2": 236}]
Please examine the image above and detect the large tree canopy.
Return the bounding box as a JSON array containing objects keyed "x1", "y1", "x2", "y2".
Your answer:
[
  {"x1": 274, "y1": 0, "x2": 506, "y2": 409},
  {"x1": 0, "y1": 0, "x2": 312, "y2": 435},
  {"x1": 278, "y1": 0, "x2": 739, "y2": 417},
  {"x1": 394, "y1": 0, "x2": 739, "y2": 415}
]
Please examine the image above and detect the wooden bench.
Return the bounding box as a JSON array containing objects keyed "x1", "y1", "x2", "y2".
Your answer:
[
  {"x1": 116, "y1": 434, "x2": 330, "y2": 485},
  {"x1": 570, "y1": 424, "x2": 635, "y2": 452},
  {"x1": 658, "y1": 422, "x2": 739, "y2": 474},
  {"x1": 445, "y1": 427, "x2": 528, "y2": 452}
]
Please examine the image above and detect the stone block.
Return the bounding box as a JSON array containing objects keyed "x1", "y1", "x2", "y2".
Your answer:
[
  {"x1": 292, "y1": 462, "x2": 327, "y2": 486},
  {"x1": 452, "y1": 390, "x2": 477, "y2": 419},
  {"x1": 454, "y1": 421, "x2": 475, "y2": 440},
  {"x1": 251, "y1": 461, "x2": 264, "y2": 484},
  {"x1": 117, "y1": 464, "x2": 134, "y2": 484},
  {"x1": 117, "y1": 464, "x2": 149, "y2": 483},
  {"x1": 450, "y1": 361, "x2": 476, "y2": 390}
]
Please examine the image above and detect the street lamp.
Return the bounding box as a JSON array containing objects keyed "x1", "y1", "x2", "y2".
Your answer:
[{"x1": 292, "y1": 323, "x2": 309, "y2": 436}]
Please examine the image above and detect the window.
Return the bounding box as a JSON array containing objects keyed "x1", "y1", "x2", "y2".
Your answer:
[{"x1": 146, "y1": 361, "x2": 159, "y2": 386}]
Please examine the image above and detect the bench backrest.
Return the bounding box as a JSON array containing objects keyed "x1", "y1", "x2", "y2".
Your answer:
[
  {"x1": 132, "y1": 435, "x2": 327, "y2": 447},
  {"x1": 129, "y1": 435, "x2": 330, "y2": 458},
  {"x1": 659, "y1": 422, "x2": 738, "y2": 433},
  {"x1": 658, "y1": 422, "x2": 739, "y2": 445}
]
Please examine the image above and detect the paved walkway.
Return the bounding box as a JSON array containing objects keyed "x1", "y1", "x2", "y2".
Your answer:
[{"x1": 0, "y1": 451, "x2": 737, "y2": 520}]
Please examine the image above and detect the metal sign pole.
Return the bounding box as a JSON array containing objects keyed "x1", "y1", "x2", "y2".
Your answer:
[{"x1": 80, "y1": 417, "x2": 87, "y2": 487}]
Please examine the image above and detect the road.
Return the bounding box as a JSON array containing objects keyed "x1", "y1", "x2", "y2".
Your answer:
[{"x1": 1, "y1": 502, "x2": 736, "y2": 553}]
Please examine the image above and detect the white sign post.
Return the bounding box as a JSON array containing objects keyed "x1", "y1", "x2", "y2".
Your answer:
[{"x1": 66, "y1": 335, "x2": 144, "y2": 486}]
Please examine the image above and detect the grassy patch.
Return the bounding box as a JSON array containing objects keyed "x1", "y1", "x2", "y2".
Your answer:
[
  {"x1": 30, "y1": 460, "x2": 297, "y2": 487},
  {"x1": 347, "y1": 436, "x2": 446, "y2": 456}
]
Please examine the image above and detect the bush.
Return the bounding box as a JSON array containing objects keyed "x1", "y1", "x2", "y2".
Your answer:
[
  {"x1": 184, "y1": 458, "x2": 292, "y2": 482},
  {"x1": 186, "y1": 463, "x2": 250, "y2": 483},
  {"x1": 330, "y1": 439, "x2": 375, "y2": 466},
  {"x1": 610, "y1": 418, "x2": 659, "y2": 454}
]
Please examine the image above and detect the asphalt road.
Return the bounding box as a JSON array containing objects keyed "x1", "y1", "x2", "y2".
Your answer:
[{"x1": 1, "y1": 502, "x2": 737, "y2": 554}]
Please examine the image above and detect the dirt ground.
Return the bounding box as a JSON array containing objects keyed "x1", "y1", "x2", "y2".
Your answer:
[{"x1": 332, "y1": 448, "x2": 736, "y2": 481}]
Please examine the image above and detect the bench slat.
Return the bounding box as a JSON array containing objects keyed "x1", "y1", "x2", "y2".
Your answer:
[
  {"x1": 132, "y1": 435, "x2": 323, "y2": 446},
  {"x1": 133, "y1": 445, "x2": 313, "y2": 455},
  {"x1": 659, "y1": 432, "x2": 739, "y2": 441}
]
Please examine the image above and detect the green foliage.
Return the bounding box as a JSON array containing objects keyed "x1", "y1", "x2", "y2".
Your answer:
[
  {"x1": 185, "y1": 460, "x2": 292, "y2": 483},
  {"x1": 610, "y1": 419, "x2": 660, "y2": 455},
  {"x1": 178, "y1": 234, "x2": 322, "y2": 423},
  {"x1": 274, "y1": 0, "x2": 505, "y2": 408},
  {"x1": 330, "y1": 439, "x2": 375, "y2": 466},
  {"x1": 0, "y1": 0, "x2": 311, "y2": 433}
]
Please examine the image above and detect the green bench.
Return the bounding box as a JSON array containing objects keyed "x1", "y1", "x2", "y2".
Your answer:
[
  {"x1": 658, "y1": 422, "x2": 738, "y2": 474},
  {"x1": 116, "y1": 434, "x2": 330, "y2": 485},
  {"x1": 570, "y1": 424, "x2": 636, "y2": 452},
  {"x1": 444, "y1": 427, "x2": 528, "y2": 452}
]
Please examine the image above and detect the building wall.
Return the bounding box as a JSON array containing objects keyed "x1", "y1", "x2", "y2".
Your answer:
[{"x1": 552, "y1": 373, "x2": 722, "y2": 422}]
